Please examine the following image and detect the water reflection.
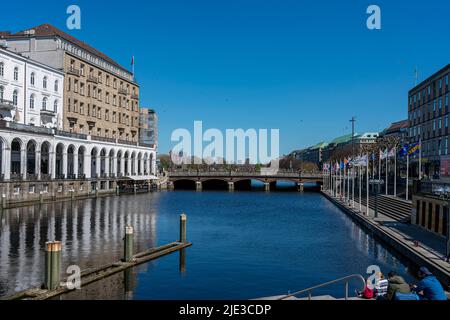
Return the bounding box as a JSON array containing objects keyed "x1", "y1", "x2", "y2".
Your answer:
[
  {"x1": 0, "y1": 194, "x2": 160, "y2": 297},
  {"x1": 1, "y1": 191, "x2": 416, "y2": 300}
]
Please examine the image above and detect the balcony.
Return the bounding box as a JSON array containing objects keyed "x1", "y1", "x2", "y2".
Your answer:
[
  {"x1": 67, "y1": 67, "x2": 80, "y2": 76},
  {"x1": 67, "y1": 174, "x2": 76, "y2": 180},
  {"x1": 87, "y1": 75, "x2": 98, "y2": 84},
  {"x1": 0, "y1": 99, "x2": 15, "y2": 111},
  {"x1": 91, "y1": 135, "x2": 116, "y2": 144},
  {"x1": 10, "y1": 174, "x2": 23, "y2": 181},
  {"x1": 77, "y1": 174, "x2": 86, "y2": 180},
  {"x1": 118, "y1": 139, "x2": 137, "y2": 146},
  {"x1": 55, "y1": 130, "x2": 88, "y2": 140},
  {"x1": 131, "y1": 93, "x2": 139, "y2": 100},
  {"x1": 118, "y1": 88, "x2": 127, "y2": 95},
  {"x1": 0, "y1": 120, "x2": 54, "y2": 135},
  {"x1": 40, "y1": 108, "x2": 56, "y2": 117}
]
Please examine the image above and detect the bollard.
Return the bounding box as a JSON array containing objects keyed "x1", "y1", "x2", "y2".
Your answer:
[
  {"x1": 44, "y1": 241, "x2": 62, "y2": 290},
  {"x1": 1, "y1": 194, "x2": 6, "y2": 209},
  {"x1": 124, "y1": 226, "x2": 134, "y2": 262},
  {"x1": 180, "y1": 213, "x2": 187, "y2": 243}
]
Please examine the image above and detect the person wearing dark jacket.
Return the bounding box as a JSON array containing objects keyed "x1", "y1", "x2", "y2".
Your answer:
[
  {"x1": 413, "y1": 267, "x2": 447, "y2": 301},
  {"x1": 386, "y1": 271, "x2": 411, "y2": 301}
]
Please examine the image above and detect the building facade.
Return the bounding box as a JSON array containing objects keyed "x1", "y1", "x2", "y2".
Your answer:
[
  {"x1": 2, "y1": 24, "x2": 141, "y2": 143},
  {"x1": 0, "y1": 46, "x2": 64, "y2": 128},
  {"x1": 0, "y1": 24, "x2": 157, "y2": 207},
  {"x1": 408, "y1": 64, "x2": 450, "y2": 179}
]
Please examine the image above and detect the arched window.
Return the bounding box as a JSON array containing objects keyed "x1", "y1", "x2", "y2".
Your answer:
[
  {"x1": 13, "y1": 67, "x2": 19, "y2": 81},
  {"x1": 13, "y1": 90, "x2": 18, "y2": 106},
  {"x1": 54, "y1": 100, "x2": 58, "y2": 112},
  {"x1": 42, "y1": 97, "x2": 47, "y2": 110},
  {"x1": 0, "y1": 62, "x2": 4, "y2": 77},
  {"x1": 30, "y1": 72, "x2": 35, "y2": 86},
  {"x1": 43, "y1": 76, "x2": 47, "y2": 89},
  {"x1": 54, "y1": 80, "x2": 59, "y2": 92},
  {"x1": 29, "y1": 94, "x2": 35, "y2": 109}
]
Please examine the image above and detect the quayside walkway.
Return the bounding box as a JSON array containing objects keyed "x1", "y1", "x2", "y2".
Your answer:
[{"x1": 321, "y1": 190, "x2": 450, "y2": 289}]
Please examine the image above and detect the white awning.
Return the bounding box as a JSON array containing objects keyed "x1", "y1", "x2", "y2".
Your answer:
[{"x1": 124, "y1": 175, "x2": 159, "y2": 181}]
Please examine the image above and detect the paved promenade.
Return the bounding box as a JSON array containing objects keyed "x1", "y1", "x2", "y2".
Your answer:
[{"x1": 322, "y1": 190, "x2": 450, "y2": 289}]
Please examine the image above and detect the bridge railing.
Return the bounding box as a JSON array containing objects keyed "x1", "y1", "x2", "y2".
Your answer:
[{"x1": 168, "y1": 171, "x2": 322, "y2": 178}]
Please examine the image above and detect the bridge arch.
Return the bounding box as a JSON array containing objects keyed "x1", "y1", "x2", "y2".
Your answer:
[{"x1": 173, "y1": 179, "x2": 197, "y2": 190}]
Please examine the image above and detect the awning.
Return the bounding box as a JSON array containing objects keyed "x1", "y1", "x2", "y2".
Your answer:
[{"x1": 123, "y1": 175, "x2": 159, "y2": 181}]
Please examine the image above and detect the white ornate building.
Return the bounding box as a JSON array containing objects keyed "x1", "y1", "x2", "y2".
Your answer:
[{"x1": 0, "y1": 45, "x2": 64, "y2": 128}]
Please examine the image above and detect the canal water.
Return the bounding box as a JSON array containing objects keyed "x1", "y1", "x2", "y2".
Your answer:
[{"x1": 0, "y1": 191, "x2": 416, "y2": 299}]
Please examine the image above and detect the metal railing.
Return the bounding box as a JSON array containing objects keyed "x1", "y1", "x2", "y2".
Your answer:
[
  {"x1": 55, "y1": 130, "x2": 88, "y2": 140},
  {"x1": 276, "y1": 274, "x2": 366, "y2": 300},
  {"x1": 168, "y1": 171, "x2": 323, "y2": 178}
]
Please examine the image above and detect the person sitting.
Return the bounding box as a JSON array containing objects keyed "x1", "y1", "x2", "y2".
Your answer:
[
  {"x1": 374, "y1": 272, "x2": 388, "y2": 298},
  {"x1": 412, "y1": 267, "x2": 447, "y2": 301},
  {"x1": 356, "y1": 279, "x2": 374, "y2": 299},
  {"x1": 385, "y1": 271, "x2": 411, "y2": 301}
]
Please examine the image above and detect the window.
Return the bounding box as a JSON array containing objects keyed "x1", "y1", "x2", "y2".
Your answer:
[
  {"x1": 30, "y1": 72, "x2": 35, "y2": 86},
  {"x1": 13, "y1": 67, "x2": 19, "y2": 81},
  {"x1": 43, "y1": 76, "x2": 47, "y2": 89},
  {"x1": 42, "y1": 97, "x2": 48, "y2": 110},
  {"x1": 13, "y1": 90, "x2": 18, "y2": 106},
  {"x1": 446, "y1": 138, "x2": 449, "y2": 155},
  {"x1": 29, "y1": 94, "x2": 35, "y2": 109},
  {"x1": 0, "y1": 86, "x2": 3, "y2": 100},
  {"x1": 54, "y1": 80, "x2": 59, "y2": 92},
  {"x1": 0, "y1": 62, "x2": 4, "y2": 77},
  {"x1": 54, "y1": 100, "x2": 58, "y2": 112}
]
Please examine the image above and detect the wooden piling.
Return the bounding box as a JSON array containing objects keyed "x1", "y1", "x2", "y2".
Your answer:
[
  {"x1": 44, "y1": 241, "x2": 62, "y2": 290},
  {"x1": 180, "y1": 213, "x2": 187, "y2": 243},
  {"x1": 124, "y1": 226, "x2": 134, "y2": 262}
]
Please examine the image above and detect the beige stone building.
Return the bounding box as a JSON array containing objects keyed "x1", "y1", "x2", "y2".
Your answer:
[{"x1": 2, "y1": 24, "x2": 140, "y2": 143}]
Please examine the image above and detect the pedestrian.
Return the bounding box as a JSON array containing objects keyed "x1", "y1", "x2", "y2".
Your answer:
[
  {"x1": 384, "y1": 271, "x2": 411, "y2": 301},
  {"x1": 412, "y1": 267, "x2": 447, "y2": 300}
]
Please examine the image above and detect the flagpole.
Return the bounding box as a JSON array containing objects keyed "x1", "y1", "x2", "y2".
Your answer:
[
  {"x1": 406, "y1": 154, "x2": 409, "y2": 201},
  {"x1": 378, "y1": 149, "x2": 381, "y2": 181},
  {"x1": 359, "y1": 161, "x2": 362, "y2": 212},
  {"x1": 386, "y1": 150, "x2": 388, "y2": 196},
  {"x1": 366, "y1": 153, "x2": 369, "y2": 216},
  {"x1": 352, "y1": 166, "x2": 355, "y2": 208},
  {"x1": 419, "y1": 138, "x2": 422, "y2": 180},
  {"x1": 343, "y1": 161, "x2": 346, "y2": 201}
]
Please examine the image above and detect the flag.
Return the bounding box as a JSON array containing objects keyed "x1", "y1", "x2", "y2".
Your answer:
[
  {"x1": 340, "y1": 160, "x2": 345, "y2": 170},
  {"x1": 388, "y1": 148, "x2": 396, "y2": 158},
  {"x1": 380, "y1": 149, "x2": 388, "y2": 160},
  {"x1": 399, "y1": 144, "x2": 409, "y2": 157},
  {"x1": 131, "y1": 56, "x2": 135, "y2": 66}
]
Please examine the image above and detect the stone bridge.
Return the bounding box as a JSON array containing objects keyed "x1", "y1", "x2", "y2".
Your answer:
[{"x1": 167, "y1": 171, "x2": 323, "y2": 191}]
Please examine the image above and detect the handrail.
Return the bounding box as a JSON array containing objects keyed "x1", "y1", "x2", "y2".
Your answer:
[{"x1": 277, "y1": 274, "x2": 366, "y2": 300}]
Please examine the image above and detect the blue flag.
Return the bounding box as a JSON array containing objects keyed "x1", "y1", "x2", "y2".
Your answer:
[{"x1": 399, "y1": 144, "x2": 408, "y2": 157}]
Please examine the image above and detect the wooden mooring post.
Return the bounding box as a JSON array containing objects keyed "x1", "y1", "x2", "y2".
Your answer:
[
  {"x1": 1, "y1": 194, "x2": 6, "y2": 210},
  {"x1": 180, "y1": 213, "x2": 187, "y2": 243},
  {"x1": 124, "y1": 226, "x2": 134, "y2": 262},
  {"x1": 2, "y1": 214, "x2": 192, "y2": 301}
]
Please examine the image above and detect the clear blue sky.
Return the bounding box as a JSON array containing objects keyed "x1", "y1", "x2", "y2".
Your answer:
[{"x1": 1, "y1": 0, "x2": 449, "y2": 155}]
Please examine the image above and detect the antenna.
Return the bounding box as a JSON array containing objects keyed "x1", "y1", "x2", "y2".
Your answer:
[{"x1": 414, "y1": 67, "x2": 419, "y2": 86}]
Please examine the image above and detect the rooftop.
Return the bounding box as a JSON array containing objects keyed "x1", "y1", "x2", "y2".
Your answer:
[{"x1": 1, "y1": 24, "x2": 131, "y2": 75}]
